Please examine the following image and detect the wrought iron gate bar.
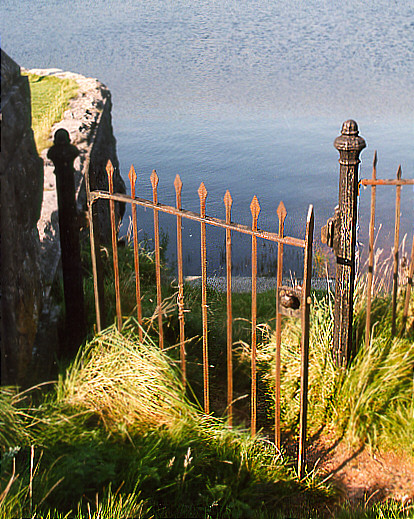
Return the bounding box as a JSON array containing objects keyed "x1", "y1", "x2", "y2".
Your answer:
[
  {"x1": 174, "y1": 175, "x2": 186, "y2": 385},
  {"x1": 107, "y1": 161, "x2": 122, "y2": 331},
  {"x1": 391, "y1": 166, "x2": 402, "y2": 336},
  {"x1": 129, "y1": 166, "x2": 143, "y2": 342},
  {"x1": 250, "y1": 196, "x2": 260, "y2": 436},
  {"x1": 365, "y1": 152, "x2": 377, "y2": 347},
  {"x1": 298, "y1": 204, "x2": 314, "y2": 479},
  {"x1": 224, "y1": 190, "x2": 233, "y2": 426},
  {"x1": 198, "y1": 182, "x2": 209, "y2": 414},
  {"x1": 150, "y1": 170, "x2": 164, "y2": 349},
  {"x1": 275, "y1": 201, "x2": 287, "y2": 449}
]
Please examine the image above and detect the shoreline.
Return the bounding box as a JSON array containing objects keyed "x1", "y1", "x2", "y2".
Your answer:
[{"x1": 184, "y1": 275, "x2": 334, "y2": 293}]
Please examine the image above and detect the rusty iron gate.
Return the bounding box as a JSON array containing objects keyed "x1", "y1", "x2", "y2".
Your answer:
[
  {"x1": 360, "y1": 152, "x2": 414, "y2": 345},
  {"x1": 87, "y1": 160, "x2": 314, "y2": 477}
]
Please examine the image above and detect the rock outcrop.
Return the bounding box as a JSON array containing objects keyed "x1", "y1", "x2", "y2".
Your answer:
[
  {"x1": 1, "y1": 54, "x2": 125, "y2": 385},
  {"x1": 34, "y1": 68, "x2": 126, "y2": 293},
  {"x1": 0, "y1": 50, "x2": 44, "y2": 385}
]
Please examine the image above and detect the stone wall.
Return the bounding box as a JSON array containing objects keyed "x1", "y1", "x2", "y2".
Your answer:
[{"x1": 0, "y1": 50, "x2": 44, "y2": 385}]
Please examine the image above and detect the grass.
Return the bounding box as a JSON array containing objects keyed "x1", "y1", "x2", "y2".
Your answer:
[
  {"x1": 23, "y1": 72, "x2": 79, "y2": 152},
  {"x1": 82, "y1": 231, "x2": 414, "y2": 455},
  {"x1": 0, "y1": 325, "x2": 328, "y2": 519},
  {"x1": 9, "y1": 231, "x2": 413, "y2": 517},
  {"x1": 337, "y1": 500, "x2": 414, "y2": 518}
]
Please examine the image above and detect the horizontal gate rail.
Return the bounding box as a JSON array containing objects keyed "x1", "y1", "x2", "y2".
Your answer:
[
  {"x1": 89, "y1": 190, "x2": 306, "y2": 248},
  {"x1": 360, "y1": 178, "x2": 414, "y2": 186}
]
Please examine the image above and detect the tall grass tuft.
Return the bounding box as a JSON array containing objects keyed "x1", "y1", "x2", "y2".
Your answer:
[
  {"x1": 0, "y1": 388, "x2": 32, "y2": 450},
  {"x1": 57, "y1": 321, "x2": 197, "y2": 436},
  {"x1": 335, "y1": 332, "x2": 414, "y2": 451},
  {"x1": 259, "y1": 287, "x2": 414, "y2": 454},
  {"x1": 337, "y1": 498, "x2": 414, "y2": 518},
  {"x1": 0, "y1": 325, "x2": 332, "y2": 518}
]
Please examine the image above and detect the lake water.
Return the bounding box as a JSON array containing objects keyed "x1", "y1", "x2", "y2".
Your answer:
[{"x1": 1, "y1": 0, "x2": 413, "y2": 275}]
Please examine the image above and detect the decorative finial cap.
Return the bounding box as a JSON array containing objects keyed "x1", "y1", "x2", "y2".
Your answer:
[
  {"x1": 341, "y1": 120, "x2": 359, "y2": 136},
  {"x1": 334, "y1": 120, "x2": 366, "y2": 157}
]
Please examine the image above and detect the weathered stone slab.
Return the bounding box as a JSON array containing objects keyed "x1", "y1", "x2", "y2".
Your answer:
[{"x1": 1, "y1": 50, "x2": 44, "y2": 385}]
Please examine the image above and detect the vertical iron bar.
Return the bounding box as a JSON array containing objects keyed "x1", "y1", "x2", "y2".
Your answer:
[
  {"x1": 401, "y1": 233, "x2": 414, "y2": 334},
  {"x1": 88, "y1": 200, "x2": 102, "y2": 332},
  {"x1": 175, "y1": 175, "x2": 186, "y2": 385},
  {"x1": 298, "y1": 204, "x2": 314, "y2": 479},
  {"x1": 198, "y1": 182, "x2": 209, "y2": 414},
  {"x1": 391, "y1": 166, "x2": 402, "y2": 336},
  {"x1": 250, "y1": 196, "x2": 261, "y2": 436},
  {"x1": 107, "y1": 160, "x2": 122, "y2": 331},
  {"x1": 365, "y1": 152, "x2": 377, "y2": 346},
  {"x1": 150, "y1": 170, "x2": 164, "y2": 348},
  {"x1": 275, "y1": 201, "x2": 287, "y2": 449},
  {"x1": 85, "y1": 152, "x2": 104, "y2": 332},
  {"x1": 224, "y1": 190, "x2": 233, "y2": 425},
  {"x1": 129, "y1": 166, "x2": 143, "y2": 342}
]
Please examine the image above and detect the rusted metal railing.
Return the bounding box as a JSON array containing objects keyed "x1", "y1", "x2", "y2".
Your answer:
[
  {"x1": 274, "y1": 201, "x2": 286, "y2": 449},
  {"x1": 360, "y1": 156, "x2": 414, "y2": 343},
  {"x1": 224, "y1": 190, "x2": 233, "y2": 425},
  {"x1": 250, "y1": 196, "x2": 260, "y2": 436},
  {"x1": 88, "y1": 160, "x2": 314, "y2": 478},
  {"x1": 151, "y1": 170, "x2": 164, "y2": 349},
  {"x1": 129, "y1": 166, "x2": 143, "y2": 342},
  {"x1": 108, "y1": 161, "x2": 122, "y2": 331},
  {"x1": 198, "y1": 182, "x2": 209, "y2": 413},
  {"x1": 175, "y1": 175, "x2": 186, "y2": 385}
]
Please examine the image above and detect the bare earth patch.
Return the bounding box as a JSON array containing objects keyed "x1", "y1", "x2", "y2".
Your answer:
[{"x1": 308, "y1": 433, "x2": 414, "y2": 509}]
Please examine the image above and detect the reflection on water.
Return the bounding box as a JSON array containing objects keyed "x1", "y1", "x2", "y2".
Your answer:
[{"x1": 1, "y1": 0, "x2": 413, "y2": 273}]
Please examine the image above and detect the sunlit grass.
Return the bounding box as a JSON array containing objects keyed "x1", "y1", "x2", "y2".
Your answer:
[
  {"x1": 337, "y1": 499, "x2": 414, "y2": 518},
  {"x1": 23, "y1": 72, "x2": 79, "y2": 152}
]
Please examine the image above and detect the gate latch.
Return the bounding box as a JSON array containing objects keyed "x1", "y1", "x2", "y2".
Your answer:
[
  {"x1": 277, "y1": 286, "x2": 302, "y2": 318},
  {"x1": 321, "y1": 205, "x2": 340, "y2": 255}
]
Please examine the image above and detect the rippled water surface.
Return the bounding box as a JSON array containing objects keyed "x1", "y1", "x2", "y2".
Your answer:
[{"x1": 2, "y1": 0, "x2": 413, "y2": 273}]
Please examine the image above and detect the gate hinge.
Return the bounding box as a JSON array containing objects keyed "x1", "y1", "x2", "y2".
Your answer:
[{"x1": 321, "y1": 205, "x2": 340, "y2": 255}]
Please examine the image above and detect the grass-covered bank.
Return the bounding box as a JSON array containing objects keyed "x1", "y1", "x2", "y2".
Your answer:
[
  {"x1": 1, "y1": 315, "x2": 413, "y2": 518},
  {"x1": 23, "y1": 72, "x2": 79, "y2": 152},
  {"x1": 0, "y1": 325, "x2": 330, "y2": 519}
]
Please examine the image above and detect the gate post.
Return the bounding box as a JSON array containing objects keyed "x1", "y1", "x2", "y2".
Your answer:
[
  {"x1": 333, "y1": 120, "x2": 366, "y2": 367},
  {"x1": 47, "y1": 129, "x2": 86, "y2": 353}
]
